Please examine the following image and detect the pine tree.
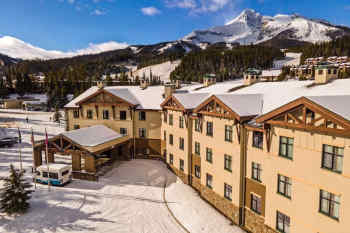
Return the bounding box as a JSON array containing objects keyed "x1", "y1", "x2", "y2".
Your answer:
[{"x1": 0, "y1": 165, "x2": 33, "y2": 215}]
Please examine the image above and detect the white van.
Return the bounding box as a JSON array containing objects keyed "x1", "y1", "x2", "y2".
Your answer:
[{"x1": 35, "y1": 164, "x2": 72, "y2": 186}]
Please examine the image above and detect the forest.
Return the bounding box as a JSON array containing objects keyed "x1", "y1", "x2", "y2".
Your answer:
[{"x1": 170, "y1": 45, "x2": 284, "y2": 82}]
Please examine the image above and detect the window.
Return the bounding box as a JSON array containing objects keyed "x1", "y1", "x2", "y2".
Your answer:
[
  {"x1": 42, "y1": 172, "x2": 48, "y2": 178},
  {"x1": 169, "y1": 114, "x2": 173, "y2": 125},
  {"x1": 206, "y1": 122, "x2": 213, "y2": 136},
  {"x1": 103, "y1": 110, "x2": 109, "y2": 120},
  {"x1": 225, "y1": 125, "x2": 233, "y2": 142},
  {"x1": 163, "y1": 131, "x2": 166, "y2": 141},
  {"x1": 179, "y1": 116, "x2": 184, "y2": 128},
  {"x1": 333, "y1": 69, "x2": 337, "y2": 75},
  {"x1": 194, "y1": 119, "x2": 201, "y2": 132},
  {"x1": 74, "y1": 125, "x2": 80, "y2": 130},
  {"x1": 252, "y1": 162, "x2": 262, "y2": 182},
  {"x1": 87, "y1": 110, "x2": 93, "y2": 119},
  {"x1": 139, "y1": 128, "x2": 146, "y2": 138},
  {"x1": 206, "y1": 148, "x2": 213, "y2": 163},
  {"x1": 253, "y1": 131, "x2": 263, "y2": 149},
  {"x1": 279, "y1": 136, "x2": 294, "y2": 160},
  {"x1": 120, "y1": 128, "x2": 127, "y2": 136},
  {"x1": 163, "y1": 113, "x2": 167, "y2": 123},
  {"x1": 49, "y1": 172, "x2": 58, "y2": 179},
  {"x1": 195, "y1": 142, "x2": 200, "y2": 155},
  {"x1": 169, "y1": 134, "x2": 173, "y2": 145},
  {"x1": 251, "y1": 194, "x2": 262, "y2": 214},
  {"x1": 224, "y1": 183, "x2": 232, "y2": 201},
  {"x1": 169, "y1": 153, "x2": 173, "y2": 165},
  {"x1": 206, "y1": 173, "x2": 213, "y2": 189},
  {"x1": 195, "y1": 165, "x2": 201, "y2": 178},
  {"x1": 120, "y1": 111, "x2": 127, "y2": 120},
  {"x1": 319, "y1": 190, "x2": 340, "y2": 219},
  {"x1": 322, "y1": 145, "x2": 343, "y2": 173},
  {"x1": 179, "y1": 137, "x2": 184, "y2": 150},
  {"x1": 73, "y1": 110, "x2": 79, "y2": 118},
  {"x1": 61, "y1": 170, "x2": 69, "y2": 176},
  {"x1": 224, "y1": 154, "x2": 232, "y2": 172},
  {"x1": 180, "y1": 159, "x2": 184, "y2": 171},
  {"x1": 318, "y1": 69, "x2": 323, "y2": 75},
  {"x1": 277, "y1": 175, "x2": 292, "y2": 199},
  {"x1": 276, "y1": 211, "x2": 290, "y2": 233},
  {"x1": 328, "y1": 69, "x2": 331, "y2": 74},
  {"x1": 139, "y1": 111, "x2": 146, "y2": 121}
]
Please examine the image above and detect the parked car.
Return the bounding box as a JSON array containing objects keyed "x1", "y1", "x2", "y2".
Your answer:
[{"x1": 0, "y1": 137, "x2": 18, "y2": 147}]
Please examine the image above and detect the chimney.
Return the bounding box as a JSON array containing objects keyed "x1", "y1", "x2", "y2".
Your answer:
[
  {"x1": 97, "y1": 81, "x2": 105, "y2": 89},
  {"x1": 164, "y1": 83, "x2": 176, "y2": 98}
]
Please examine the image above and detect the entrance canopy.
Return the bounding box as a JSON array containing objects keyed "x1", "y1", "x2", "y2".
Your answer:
[{"x1": 61, "y1": 125, "x2": 128, "y2": 154}]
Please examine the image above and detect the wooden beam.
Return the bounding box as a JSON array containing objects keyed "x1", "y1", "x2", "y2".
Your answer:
[
  {"x1": 268, "y1": 120, "x2": 350, "y2": 137},
  {"x1": 287, "y1": 113, "x2": 303, "y2": 124}
]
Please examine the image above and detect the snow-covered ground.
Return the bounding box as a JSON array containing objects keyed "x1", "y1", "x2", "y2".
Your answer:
[
  {"x1": 0, "y1": 110, "x2": 244, "y2": 233},
  {"x1": 132, "y1": 60, "x2": 181, "y2": 82}
]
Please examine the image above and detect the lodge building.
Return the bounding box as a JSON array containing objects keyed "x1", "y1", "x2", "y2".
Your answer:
[{"x1": 40, "y1": 78, "x2": 350, "y2": 233}]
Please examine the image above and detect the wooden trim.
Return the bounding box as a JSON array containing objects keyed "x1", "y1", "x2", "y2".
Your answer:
[
  {"x1": 160, "y1": 95, "x2": 186, "y2": 111},
  {"x1": 76, "y1": 89, "x2": 136, "y2": 107},
  {"x1": 194, "y1": 95, "x2": 240, "y2": 120},
  {"x1": 267, "y1": 120, "x2": 350, "y2": 137},
  {"x1": 257, "y1": 97, "x2": 350, "y2": 128},
  {"x1": 245, "y1": 124, "x2": 264, "y2": 132}
]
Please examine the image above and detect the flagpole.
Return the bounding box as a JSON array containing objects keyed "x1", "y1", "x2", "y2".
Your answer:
[
  {"x1": 45, "y1": 128, "x2": 51, "y2": 192},
  {"x1": 17, "y1": 127, "x2": 23, "y2": 171},
  {"x1": 31, "y1": 128, "x2": 37, "y2": 189}
]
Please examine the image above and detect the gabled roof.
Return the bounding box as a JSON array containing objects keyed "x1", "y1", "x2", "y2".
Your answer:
[
  {"x1": 173, "y1": 93, "x2": 210, "y2": 110},
  {"x1": 193, "y1": 94, "x2": 262, "y2": 121},
  {"x1": 62, "y1": 125, "x2": 125, "y2": 147},
  {"x1": 64, "y1": 85, "x2": 165, "y2": 110},
  {"x1": 255, "y1": 95, "x2": 350, "y2": 127},
  {"x1": 215, "y1": 94, "x2": 263, "y2": 117}
]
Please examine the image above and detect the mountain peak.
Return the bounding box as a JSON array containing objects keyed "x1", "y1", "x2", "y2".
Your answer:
[
  {"x1": 226, "y1": 9, "x2": 260, "y2": 25},
  {"x1": 183, "y1": 10, "x2": 349, "y2": 47}
]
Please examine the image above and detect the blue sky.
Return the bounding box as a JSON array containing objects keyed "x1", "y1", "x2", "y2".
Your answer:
[{"x1": 1, "y1": 0, "x2": 350, "y2": 51}]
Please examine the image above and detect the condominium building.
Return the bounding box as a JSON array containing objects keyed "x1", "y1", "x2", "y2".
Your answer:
[{"x1": 64, "y1": 79, "x2": 350, "y2": 233}]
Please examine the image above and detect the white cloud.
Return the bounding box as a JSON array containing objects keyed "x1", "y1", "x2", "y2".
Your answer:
[
  {"x1": 0, "y1": 36, "x2": 129, "y2": 60},
  {"x1": 91, "y1": 9, "x2": 106, "y2": 15},
  {"x1": 141, "y1": 7, "x2": 161, "y2": 16},
  {"x1": 67, "y1": 0, "x2": 75, "y2": 4},
  {"x1": 165, "y1": 0, "x2": 232, "y2": 13}
]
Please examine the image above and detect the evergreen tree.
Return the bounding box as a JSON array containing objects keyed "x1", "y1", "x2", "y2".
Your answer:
[{"x1": 0, "y1": 164, "x2": 33, "y2": 215}]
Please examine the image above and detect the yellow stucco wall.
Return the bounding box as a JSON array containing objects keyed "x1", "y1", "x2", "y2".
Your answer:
[
  {"x1": 192, "y1": 115, "x2": 241, "y2": 207},
  {"x1": 246, "y1": 126, "x2": 350, "y2": 233}
]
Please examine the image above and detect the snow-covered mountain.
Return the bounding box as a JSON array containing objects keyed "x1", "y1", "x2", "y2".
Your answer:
[
  {"x1": 0, "y1": 36, "x2": 129, "y2": 60},
  {"x1": 183, "y1": 9, "x2": 350, "y2": 45}
]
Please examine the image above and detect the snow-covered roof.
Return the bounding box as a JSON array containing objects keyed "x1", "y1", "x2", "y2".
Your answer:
[
  {"x1": 62, "y1": 125, "x2": 124, "y2": 147},
  {"x1": 173, "y1": 93, "x2": 210, "y2": 110},
  {"x1": 233, "y1": 79, "x2": 350, "y2": 115},
  {"x1": 307, "y1": 96, "x2": 350, "y2": 121},
  {"x1": 37, "y1": 163, "x2": 71, "y2": 171},
  {"x1": 262, "y1": 69, "x2": 282, "y2": 77},
  {"x1": 65, "y1": 85, "x2": 165, "y2": 110},
  {"x1": 189, "y1": 80, "x2": 244, "y2": 94},
  {"x1": 216, "y1": 94, "x2": 263, "y2": 117},
  {"x1": 65, "y1": 86, "x2": 99, "y2": 108}
]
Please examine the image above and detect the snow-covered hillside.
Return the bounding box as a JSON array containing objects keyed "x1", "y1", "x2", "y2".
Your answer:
[
  {"x1": 0, "y1": 36, "x2": 128, "y2": 60},
  {"x1": 132, "y1": 60, "x2": 181, "y2": 82},
  {"x1": 183, "y1": 9, "x2": 348, "y2": 45},
  {"x1": 274, "y1": 52, "x2": 302, "y2": 68}
]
